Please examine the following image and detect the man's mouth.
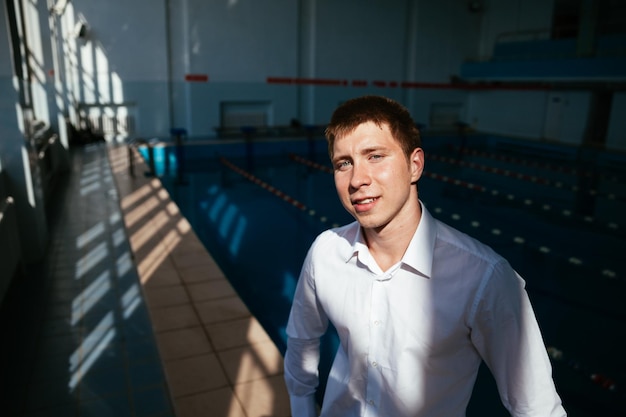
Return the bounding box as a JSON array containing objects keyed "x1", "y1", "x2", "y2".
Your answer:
[{"x1": 353, "y1": 197, "x2": 378, "y2": 205}]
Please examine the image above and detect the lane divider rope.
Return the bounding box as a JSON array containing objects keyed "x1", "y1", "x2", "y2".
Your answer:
[
  {"x1": 219, "y1": 157, "x2": 339, "y2": 227},
  {"x1": 547, "y1": 346, "x2": 620, "y2": 394},
  {"x1": 446, "y1": 144, "x2": 626, "y2": 185},
  {"x1": 424, "y1": 152, "x2": 622, "y2": 234},
  {"x1": 426, "y1": 152, "x2": 624, "y2": 203}
]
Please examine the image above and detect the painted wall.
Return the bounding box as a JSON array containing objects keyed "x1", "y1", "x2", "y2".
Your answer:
[
  {"x1": 477, "y1": 0, "x2": 554, "y2": 58},
  {"x1": 467, "y1": 90, "x2": 549, "y2": 139},
  {"x1": 5, "y1": 0, "x2": 626, "y2": 149},
  {"x1": 55, "y1": 0, "x2": 487, "y2": 139}
]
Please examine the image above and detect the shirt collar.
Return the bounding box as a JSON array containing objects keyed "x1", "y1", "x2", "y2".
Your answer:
[
  {"x1": 402, "y1": 201, "x2": 436, "y2": 278},
  {"x1": 344, "y1": 200, "x2": 436, "y2": 278}
]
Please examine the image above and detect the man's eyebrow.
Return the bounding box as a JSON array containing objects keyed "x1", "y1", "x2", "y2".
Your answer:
[
  {"x1": 360, "y1": 146, "x2": 387, "y2": 154},
  {"x1": 331, "y1": 154, "x2": 349, "y2": 164},
  {"x1": 332, "y1": 146, "x2": 389, "y2": 162}
]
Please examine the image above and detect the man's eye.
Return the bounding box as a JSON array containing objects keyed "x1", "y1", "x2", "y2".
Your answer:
[
  {"x1": 336, "y1": 161, "x2": 351, "y2": 170},
  {"x1": 369, "y1": 154, "x2": 383, "y2": 160}
]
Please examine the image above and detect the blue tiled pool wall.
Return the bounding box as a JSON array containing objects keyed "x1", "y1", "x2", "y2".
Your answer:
[{"x1": 140, "y1": 133, "x2": 626, "y2": 415}]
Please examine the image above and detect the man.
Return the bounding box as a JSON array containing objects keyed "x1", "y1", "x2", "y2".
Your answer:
[{"x1": 284, "y1": 95, "x2": 566, "y2": 417}]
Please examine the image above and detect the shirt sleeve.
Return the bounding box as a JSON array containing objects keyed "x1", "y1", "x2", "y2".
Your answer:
[
  {"x1": 470, "y1": 260, "x2": 567, "y2": 417},
  {"x1": 284, "y1": 244, "x2": 329, "y2": 417}
]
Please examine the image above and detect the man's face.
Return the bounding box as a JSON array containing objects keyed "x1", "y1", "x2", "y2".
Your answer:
[{"x1": 331, "y1": 121, "x2": 423, "y2": 232}]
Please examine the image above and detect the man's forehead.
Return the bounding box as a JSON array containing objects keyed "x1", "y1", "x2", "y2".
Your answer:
[{"x1": 335, "y1": 120, "x2": 390, "y2": 139}]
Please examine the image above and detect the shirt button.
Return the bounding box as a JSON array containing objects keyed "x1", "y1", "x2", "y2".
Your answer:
[
  {"x1": 374, "y1": 320, "x2": 381, "y2": 326},
  {"x1": 368, "y1": 399, "x2": 375, "y2": 406},
  {"x1": 372, "y1": 361, "x2": 378, "y2": 367}
]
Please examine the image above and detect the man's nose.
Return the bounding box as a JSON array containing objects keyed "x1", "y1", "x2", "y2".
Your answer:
[{"x1": 350, "y1": 161, "x2": 371, "y2": 188}]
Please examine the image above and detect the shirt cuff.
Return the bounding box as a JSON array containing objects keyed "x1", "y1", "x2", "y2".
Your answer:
[{"x1": 289, "y1": 394, "x2": 317, "y2": 417}]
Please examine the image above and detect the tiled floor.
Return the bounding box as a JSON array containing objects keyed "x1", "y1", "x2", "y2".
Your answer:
[{"x1": 0, "y1": 143, "x2": 290, "y2": 417}]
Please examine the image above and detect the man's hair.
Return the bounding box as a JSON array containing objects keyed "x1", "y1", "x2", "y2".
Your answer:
[{"x1": 325, "y1": 95, "x2": 422, "y2": 160}]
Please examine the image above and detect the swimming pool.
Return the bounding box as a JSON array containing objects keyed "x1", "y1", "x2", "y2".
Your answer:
[{"x1": 141, "y1": 133, "x2": 626, "y2": 416}]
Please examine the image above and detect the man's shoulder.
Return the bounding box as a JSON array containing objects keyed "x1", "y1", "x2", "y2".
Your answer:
[
  {"x1": 310, "y1": 221, "x2": 359, "y2": 252},
  {"x1": 434, "y1": 217, "x2": 504, "y2": 264}
]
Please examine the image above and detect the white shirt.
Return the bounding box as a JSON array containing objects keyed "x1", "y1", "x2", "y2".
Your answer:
[{"x1": 284, "y1": 202, "x2": 566, "y2": 417}]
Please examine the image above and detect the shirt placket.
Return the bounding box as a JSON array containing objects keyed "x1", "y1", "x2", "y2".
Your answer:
[{"x1": 364, "y1": 273, "x2": 391, "y2": 416}]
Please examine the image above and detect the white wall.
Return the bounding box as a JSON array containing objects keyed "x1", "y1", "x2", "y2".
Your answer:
[
  {"x1": 411, "y1": 0, "x2": 482, "y2": 82},
  {"x1": 4, "y1": 0, "x2": 624, "y2": 149},
  {"x1": 57, "y1": 0, "x2": 489, "y2": 137},
  {"x1": 315, "y1": 0, "x2": 409, "y2": 80},
  {"x1": 467, "y1": 90, "x2": 548, "y2": 138},
  {"x1": 64, "y1": 0, "x2": 170, "y2": 138},
  {"x1": 478, "y1": 0, "x2": 554, "y2": 58}
]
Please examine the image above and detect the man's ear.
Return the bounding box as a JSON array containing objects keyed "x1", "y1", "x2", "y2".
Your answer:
[{"x1": 410, "y1": 148, "x2": 424, "y2": 183}]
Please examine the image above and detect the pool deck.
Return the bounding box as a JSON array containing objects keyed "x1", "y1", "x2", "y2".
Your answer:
[{"x1": 108, "y1": 144, "x2": 291, "y2": 417}]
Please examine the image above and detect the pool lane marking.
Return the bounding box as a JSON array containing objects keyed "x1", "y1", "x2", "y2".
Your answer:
[
  {"x1": 547, "y1": 346, "x2": 619, "y2": 393},
  {"x1": 289, "y1": 154, "x2": 621, "y2": 233},
  {"x1": 430, "y1": 206, "x2": 621, "y2": 282},
  {"x1": 447, "y1": 144, "x2": 625, "y2": 184},
  {"x1": 426, "y1": 153, "x2": 622, "y2": 202},
  {"x1": 219, "y1": 157, "x2": 339, "y2": 227}
]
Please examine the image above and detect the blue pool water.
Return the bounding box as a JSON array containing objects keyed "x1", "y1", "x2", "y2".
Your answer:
[{"x1": 142, "y1": 134, "x2": 626, "y2": 416}]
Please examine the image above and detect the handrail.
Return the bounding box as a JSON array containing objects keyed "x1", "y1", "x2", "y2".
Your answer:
[{"x1": 126, "y1": 138, "x2": 155, "y2": 177}]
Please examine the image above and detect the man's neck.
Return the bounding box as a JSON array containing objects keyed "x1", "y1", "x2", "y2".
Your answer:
[{"x1": 363, "y1": 202, "x2": 422, "y2": 272}]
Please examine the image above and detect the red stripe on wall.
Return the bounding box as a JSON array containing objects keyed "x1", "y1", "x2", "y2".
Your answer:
[
  {"x1": 401, "y1": 81, "x2": 454, "y2": 89},
  {"x1": 267, "y1": 77, "x2": 294, "y2": 84},
  {"x1": 266, "y1": 77, "x2": 551, "y2": 91},
  {"x1": 294, "y1": 78, "x2": 347, "y2": 86},
  {"x1": 185, "y1": 74, "x2": 209, "y2": 82},
  {"x1": 267, "y1": 77, "x2": 348, "y2": 86}
]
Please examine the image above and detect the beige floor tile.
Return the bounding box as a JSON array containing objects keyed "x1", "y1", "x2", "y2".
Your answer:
[
  {"x1": 156, "y1": 326, "x2": 213, "y2": 360},
  {"x1": 167, "y1": 235, "x2": 207, "y2": 255},
  {"x1": 187, "y1": 279, "x2": 237, "y2": 303},
  {"x1": 120, "y1": 182, "x2": 153, "y2": 211},
  {"x1": 124, "y1": 195, "x2": 161, "y2": 229},
  {"x1": 163, "y1": 353, "x2": 229, "y2": 397},
  {"x1": 130, "y1": 236, "x2": 168, "y2": 262},
  {"x1": 234, "y1": 375, "x2": 291, "y2": 417},
  {"x1": 144, "y1": 284, "x2": 190, "y2": 308},
  {"x1": 174, "y1": 387, "x2": 247, "y2": 417},
  {"x1": 133, "y1": 245, "x2": 176, "y2": 279},
  {"x1": 150, "y1": 304, "x2": 200, "y2": 332},
  {"x1": 179, "y1": 263, "x2": 225, "y2": 284},
  {"x1": 195, "y1": 296, "x2": 251, "y2": 324},
  {"x1": 218, "y1": 341, "x2": 284, "y2": 385},
  {"x1": 206, "y1": 317, "x2": 272, "y2": 351},
  {"x1": 140, "y1": 268, "x2": 181, "y2": 288},
  {"x1": 150, "y1": 209, "x2": 176, "y2": 233},
  {"x1": 127, "y1": 220, "x2": 164, "y2": 255}
]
